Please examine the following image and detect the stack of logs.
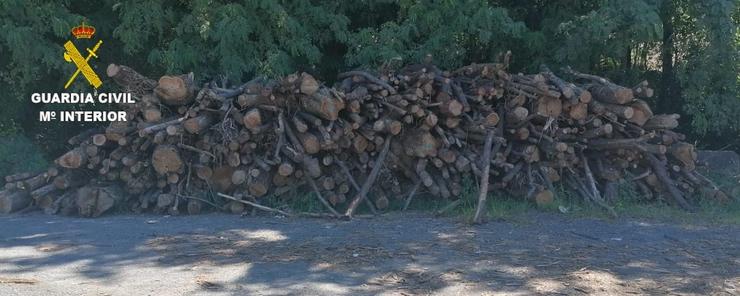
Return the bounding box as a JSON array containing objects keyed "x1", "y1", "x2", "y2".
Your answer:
[{"x1": 0, "y1": 57, "x2": 731, "y2": 220}]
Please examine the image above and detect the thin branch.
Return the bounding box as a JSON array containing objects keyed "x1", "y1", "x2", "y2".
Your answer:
[{"x1": 217, "y1": 192, "x2": 292, "y2": 216}]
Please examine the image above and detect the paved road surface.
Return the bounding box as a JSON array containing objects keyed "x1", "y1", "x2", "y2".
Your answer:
[{"x1": 0, "y1": 212, "x2": 738, "y2": 295}]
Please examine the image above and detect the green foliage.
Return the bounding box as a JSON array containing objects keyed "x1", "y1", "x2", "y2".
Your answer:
[
  {"x1": 0, "y1": 134, "x2": 48, "y2": 180},
  {"x1": 676, "y1": 0, "x2": 740, "y2": 135},
  {"x1": 0, "y1": 0, "x2": 738, "y2": 154},
  {"x1": 114, "y1": 0, "x2": 350, "y2": 80},
  {"x1": 552, "y1": 0, "x2": 662, "y2": 74},
  {"x1": 346, "y1": 0, "x2": 533, "y2": 70},
  {"x1": 0, "y1": 0, "x2": 80, "y2": 95}
]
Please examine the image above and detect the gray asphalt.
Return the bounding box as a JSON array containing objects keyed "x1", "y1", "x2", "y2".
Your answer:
[{"x1": 0, "y1": 212, "x2": 738, "y2": 295}]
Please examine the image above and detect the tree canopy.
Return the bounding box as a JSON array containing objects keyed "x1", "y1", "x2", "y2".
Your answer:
[{"x1": 0, "y1": 0, "x2": 738, "y2": 152}]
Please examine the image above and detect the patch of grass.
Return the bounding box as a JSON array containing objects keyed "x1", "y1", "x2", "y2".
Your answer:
[
  {"x1": 427, "y1": 174, "x2": 740, "y2": 225},
  {"x1": 264, "y1": 168, "x2": 739, "y2": 225},
  {"x1": 411, "y1": 176, "x2": 540, "y2": 223},
  {"x1": 268, "y1": 188, "x2": 323, "y2": 213},
  {"x1": 558, "y1": 177, "x2": 740, "y2": 225},
  {"x1": 611, "y1": 199, "x2": 740, "y2": 225}
]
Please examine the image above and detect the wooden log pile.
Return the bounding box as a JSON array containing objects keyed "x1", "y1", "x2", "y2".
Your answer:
[{"x1": 0, "y1": 58, "x2": 731, "y2": 220}]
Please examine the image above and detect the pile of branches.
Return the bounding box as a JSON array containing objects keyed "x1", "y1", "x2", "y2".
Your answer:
[{"x1": 0, "y1": 57, "x2": 731, "y2": 220}]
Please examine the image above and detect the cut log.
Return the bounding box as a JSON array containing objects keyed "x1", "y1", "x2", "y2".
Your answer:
[
  {"x1": 669, "y1": 142, "x2": 697, "y2": 170},
  {"x1": 106, "y1": 64, "x2": 157, "y2": 94},
  {"x1": 589, "y1": 84, "x2": 634, "y2": 105},
  {"x1": 300, "y1": 90, "x2": 345, "y2": 121},
  {"x1": 628, "y1": 99, "x2": 653, "y2": 126},
  {"x1": 76, "y1": 185, "x2": 126, "y2": 217},
  {"x1": 644, "y1": 153, "x2": 692, "y2": 210},
  {"x1": 402, "y1": 130, "x2": 440, "y2": 158},
  {"x1": 299, "y1": 73, "x2": 320, "y2": 95},
  {"x1": 644, "y1": 114, "x2": 679, "y2": 130},
  {"x1": 534, "y1": 96, "x2": 562, "y2": 118},
  {"x1": 154, "y1": 74, "x2": 195, "y2": 106},
  {"x1": 278, "y1": 162, "x2": 295, "y2": 177},
  {"x1": 242, "y1": 109, "x2": 262, "y2": 131},
  {"x1": 0, "y1": 191, "x2": 31, "y2": 214},
  {"x1": 152, "y1": 145, "x2": 183, "y2": 175},
  {"x1": 143, "y1": 107, "x2": 162, "y2": 123},
  {"x1": 590, "y1": 101, "x2": 634, "y2": 119},
  {"x1": 53, "y1": 171, "x2": 87, "y2": 190},
  {"x1": 17, "y1": 173, "x2": 49, "y2": 191},
  {"x1": 56, "y1": 148, "x2": 88, "y2": 169},
  {"x1": 534, "y1": 189, "x2": 554, "y2": 207},
  {"x1": 248, "y1": 169, "x2": 271, "y2": 197},
  {"x1": 183, "y1": 114, "x2": 213, "y2": 134},
  {"x1": 567, "y1": 103, "x2": 588, "y2": 121}
]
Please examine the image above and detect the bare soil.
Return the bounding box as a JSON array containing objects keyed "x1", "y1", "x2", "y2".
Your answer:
[{"x1": 0, "y1": 212, "x2": 738, "y2": 295}]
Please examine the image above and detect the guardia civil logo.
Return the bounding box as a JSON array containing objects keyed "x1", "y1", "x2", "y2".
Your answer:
[
  {"x1": 29, "y1": 20, "x2": 131, "y2": 123},
  {"x1": 63, "y1": 21, "x2": 103, "y2": 89}
]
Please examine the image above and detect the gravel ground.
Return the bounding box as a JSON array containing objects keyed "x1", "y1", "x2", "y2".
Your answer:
[{"x1": 0, "y1": 212, "x2": 738, "y2": 295}]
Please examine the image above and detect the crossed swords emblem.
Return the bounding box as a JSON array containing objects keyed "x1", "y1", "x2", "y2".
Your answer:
[{"x1": 63, "y1": 39, "x2": 103, "y2": 89}]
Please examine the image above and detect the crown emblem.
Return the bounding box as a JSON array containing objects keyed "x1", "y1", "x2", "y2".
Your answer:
[{"x1": 71, "y1": 21, "x2": 95, "y2": 39}]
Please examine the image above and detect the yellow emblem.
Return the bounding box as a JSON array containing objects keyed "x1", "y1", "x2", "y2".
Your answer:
[{"x1": 63, "y1": 21, "x2": 103, "y2": 89}]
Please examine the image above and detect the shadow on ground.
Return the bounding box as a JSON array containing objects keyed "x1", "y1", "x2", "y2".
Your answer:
[{"x1": 0, "y1": 212, "x2": 738, "y2": 295}]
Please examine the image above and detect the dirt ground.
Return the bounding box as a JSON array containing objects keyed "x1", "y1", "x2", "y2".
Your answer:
[{"x1": 0, "y1": 212, "x2": 738, "y2": 296}]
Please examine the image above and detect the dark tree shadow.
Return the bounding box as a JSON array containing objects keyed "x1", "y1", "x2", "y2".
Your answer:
[{"x1": 0, "y1": 212, "x2": 738, "y2": 295}]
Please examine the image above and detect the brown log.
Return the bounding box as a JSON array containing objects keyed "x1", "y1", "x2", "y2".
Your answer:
[
  {"x1": 211, "y1": 166, "x2": 235, "y2": 192},
  {"x1": 154, "y1": 74, "x2": 195, "y2": 106},
  {"x1": 439, "y1": 99, "x2": 464, "y2": 117},
  {"x1": 300, "y1": 90, "x2": 345, "y2": 121},
  {"x1": 507, "y1": 106, "x2": 529, "y2": 124},
  {"x1": 534, "y1": 189, "x2": 554, "y2": 207},
  {"x1": 231, "y1": 169, "x2": 247, "y2": 185},
  {"x1": 17, "y1": 173, "x2": 49, "y2": 191},
  {"x1": 297, "y1": 131, "x2": 321, "y2": 154},
  {"x1": 278, "y1": 162, "x2": 295, "y2": 177},
  {"x1": 140, "y1": 116, "x2": 186, "y2": 136},
  {"x1": 143, "y1": 107, "x2": 162, "y2": 123},
  {"x1": 4, "y1": 172, "x2": 39, "y2": 183},
  {"x1": 338, "y1": 71, "x2": 396, "y2": 94},
  {"x1": 56, "y1": 148, "x2": 88, "y2": 169},
  {"x1": 195, "y1": 164, "x2": 213, "y2": 180},
  {"x1": 183, "y1": 114, "x2": 213, "y2": 134},
  {"x1": 299, "y1": 73, "x2": 320, "y2": 95},
  {"x1": 248, "y1": 169, "x2": 271, "y2": 197},
  {"x1": 590, "y1": 101, "x2": 634, "y2": 119},
  {"x1": 106, "y1": 64, "x2": 157, "y2": 94},
  {"x1": 76, "y1": 185, "x2": 126, "y2": 217},
  {"x1": 583, "y1": 123, "x2": 613, "y2": 139},
  {"x1": 534, "y1": 96, "x2": 562, "y2": 118},
  {"x1": 589, "y1": 84, "x2": 634, "y2": 105},
  {"x1": 567, "y1": 103, "x2": 588, "y2": 121},
  {"x1": 92, "y1": 134, "x2": 108, "y2": 146},
  {"x1": 628, "y1": 99, "x2": 653, "y2": 126},
  {"x1": 31, "y1": 184, "x2": 57, "y2": 209},
  {"x1": 186, "y1": 199, "x2": 202, "y2": 215},
  {"x1": 473, "y1": 129, "x2": 495, "y2": 224},
  {"x1": 0, "y1": 191, "x2": 31, "y2": 213},
  {"x1": 242, "y1": 109, "x2": 262, "y2": 130},
  {"x1": 644, "y1": 153, "x2": 692, "y2": 210},
  {"x1": 402, "y1": 130, "x2": 439, "y2": 157},
  {"x1": 53, "y1": 171, "x2": 87, "y2": 190},
  {"x1": 632, "y1": 81, "x2": 654, "y2": 98},
  {"x1": 669, "y1": 142, "x2": 697, "y2": 170},
  {"x1": 644, "y1": 114, "x2": 679, "y2": 130},
  {"x1": 344, "y1": 136, "x2": 392, "y2": 218},
  {"x1": 541, "y1": 68, "x2": 574, "y2": 100},
  {"x1": 373, "y1": 117, "x2": 402, "y2": 135},
  {"x1": 152, "y1": 145, "x2": 183, "y2": 175}
]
